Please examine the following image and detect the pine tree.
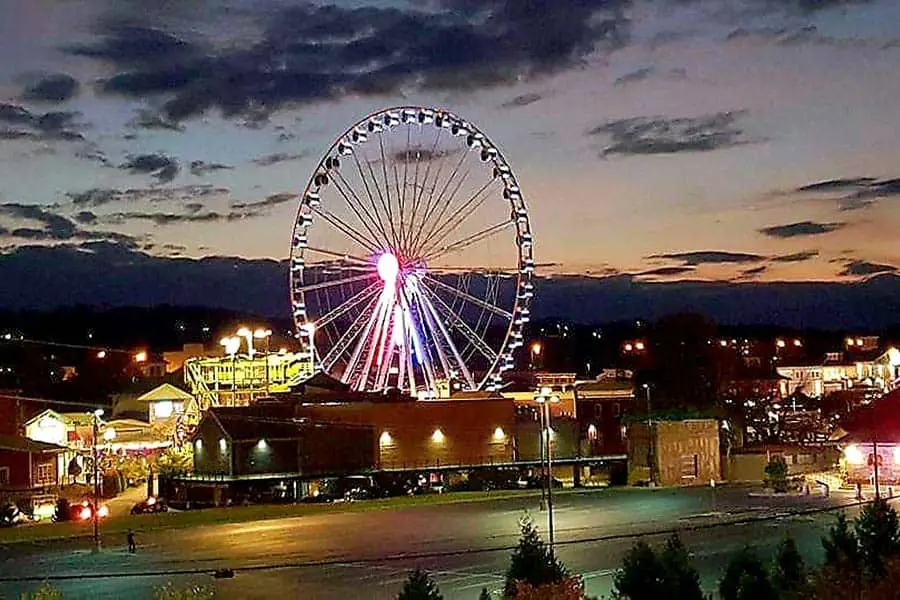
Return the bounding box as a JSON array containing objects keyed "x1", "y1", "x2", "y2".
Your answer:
[
  {"x1": 398, "y1": 568, "x2": 443, "y2": 600},
  {"x1": 719, "y1": 547, "x2": 777, "y2": 600},
  {"x1": 612, "y1": 541, "x2": 665, "y2": 599},
  {"x1": 503, "y1": 515, "x2": 567, "y2": 597},
  {"x1": 822, "y1": 512, "x2": 861, "y2": 571},
  {"x1": 659, "y1": 534, "x2": 704, "y2": 600},
  {"x1": 478, "y1": 588, "x2": 492, "y2": 600},
  {"x1": 855, "y1": 498, "x2": 900, "y2": 577},
  {"x1": 772, "y1": 535, "x2": 807, "y2": 599}
]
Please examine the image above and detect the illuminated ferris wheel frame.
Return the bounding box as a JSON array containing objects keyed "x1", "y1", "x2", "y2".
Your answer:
[{"x1": 289, "y1": 107, "x2": 534, "y2": 396}]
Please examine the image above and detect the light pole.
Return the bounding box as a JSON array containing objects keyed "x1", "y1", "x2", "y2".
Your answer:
[
  {"x1": 254, "y1": 328, "x2": 273, "y2": 396},
  {"x1": 530, "y1": 342, "x2": 542, "y2": 371},
  {"x1": 643, "y1": 383, "x2": 655, "y2": 486},
  {"x1": 91, "y1": 408, "x2": 104, "y2": 552},
  {"x1": 535, "y1": 387, "x2": 560, "y2": 557}
]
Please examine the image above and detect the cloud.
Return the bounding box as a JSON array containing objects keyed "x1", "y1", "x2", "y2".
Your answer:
[
  {"x1": 841, "y1": 260, "x2": 897, "y2": 277},
  {"x1": 588, "y1": 111, "x2": 752, "y2": 156},
  {"x1": 22, "y1": 74, "x2": 80, "y2": 103},
  {"x1": 73, "y1": 2, "x2": 631, "y2": 123},
  {"x1": 771, "y1": 250, "x2": 819, "y2": 263},
  {"x1": 758, "y1": 220, "x2": 846, "y2": 238},
  {"x1": 0, "y1": 203, "x2": 78, "y2": 239},
  {"x1": 74, "y1": 211, "x2": 98, "y2": 225},
  {"x1": 614, "y1": 67, "x2": 655, "y2": 86},
  {"x1": 391, "y1": 148, "x2": 462, "y2": 164},
  {"x1": 739, "y1": 265, "x2": 768, "y2": 278},
  {"x1": 793, "y1": 176, "x2": 900, "y2": 210},
  {"x1": 106, "y1": 210, "x2": 257, "y2": 226},
  {"x1": 231, "y1": 193, "x2": 296, "y2": 211},
  {"x1": 119, "y1": 153, "x2": 179, "y2": 183},
  {"x1": 189, "y1": 160, "x2": 233, "y2": 176},
  {"x1": 251, "y1": 152, "x2": 308, "y2": 167},
  {"x1": 648, "y1": 250, "x2": 765, "y2": 265},
  {"x1": 67, "y1": 184, "x2": 229, "y2": 207},
  {"x1": 500, "y1": 93, "x2": 544, "y2": 109},
  {"x1": 130, "y1": 110, "x2": 184, "y2": 132},
  {"x1": 0, "y1": 103, "x2": 84, "y2": 141},
  {"x1": 638, "y1": 266, "x2": 696, "y2": 276}
]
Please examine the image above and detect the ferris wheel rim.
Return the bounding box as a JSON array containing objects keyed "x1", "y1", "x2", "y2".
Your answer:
[{"x1": 289, "y1": 106, "x2": 534, "y2": 393}]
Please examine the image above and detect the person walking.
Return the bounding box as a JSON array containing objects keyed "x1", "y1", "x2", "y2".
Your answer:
[{"x1": 126, "y1": 529, "x2": 136, "y2": 554}]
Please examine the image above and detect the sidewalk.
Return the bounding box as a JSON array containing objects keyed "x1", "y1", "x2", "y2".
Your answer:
[{"x1": 105, "y1": 486, "x2": 148, "y2": 518}]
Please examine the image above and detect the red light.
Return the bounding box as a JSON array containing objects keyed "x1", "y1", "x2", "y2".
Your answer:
[{"x1": 79, "y1": 507, "x2": 92, "y2": 521}]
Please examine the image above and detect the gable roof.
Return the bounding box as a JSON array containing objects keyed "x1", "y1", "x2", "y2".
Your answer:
[
  {"x1": 0, "y1": 435, "x2": 67, "y2": 453},
  {"x1": 136, "y1": 383, "x2": 193, "y2": 403}
]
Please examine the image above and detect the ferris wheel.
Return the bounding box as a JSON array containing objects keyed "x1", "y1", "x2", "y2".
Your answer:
[{"x1": 290, "y1": 107, "x2": 534, "y2": 397}]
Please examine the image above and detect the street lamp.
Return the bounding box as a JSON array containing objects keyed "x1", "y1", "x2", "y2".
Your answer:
[
  {"x1": 530, "y1": 342, "x2": 542, "y2": 370},
  {"x1": 254, "y1": 329, "x2": 273, "y2": 395},
  {"x1": 91, "y1": 408, "x2": 104, "y2": 551},
  {"x1": 643, "y1": 383, "x2": 655, "y2": 486},
  {"x1": 535, "y1": 387, "x2": 560, "y2": 557},
  {"x1": 237, "y1": 327, "x2": 255, "y2": 358}
]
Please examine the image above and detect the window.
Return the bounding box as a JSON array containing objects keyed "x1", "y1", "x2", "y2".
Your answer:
[
  {"x1": 0, "y1": 467, "x2": 8, "y2": 486},
  {"x1": 613, "y1": 403, "x2": 621, "y2": 417},
  {"x1": 680, "y1": 454, "x2": 699, "y2": 480},
  {"x1": 594, "y1": 404, "x2": 603, "y2": 419},
  {"x1": 36, "y1": 463, "x2": 53, "y2": 485}
]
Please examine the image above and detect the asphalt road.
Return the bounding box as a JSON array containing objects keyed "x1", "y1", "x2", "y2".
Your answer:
[{"x1": 0, "y1": 486, "x2": 871, "y2": 599}]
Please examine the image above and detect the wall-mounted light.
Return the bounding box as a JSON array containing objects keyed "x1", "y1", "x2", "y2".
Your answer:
[
  {"x1": 256, "y1": 439, "x2": 268, "y2": 450},
  {"x1": 431, "y1": 428, "x2": 445, "y2": 443},
  {"x1": 493, "y1": 427, "x2": 506, "y2": 441},
  {"x1": 379, "y1": 431, "x2": 393, "y2": 446}
]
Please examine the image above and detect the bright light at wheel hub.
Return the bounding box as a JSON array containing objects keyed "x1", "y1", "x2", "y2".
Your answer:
[{"x1": 377, "y1": 252, "x2": 400, "y2": 283}]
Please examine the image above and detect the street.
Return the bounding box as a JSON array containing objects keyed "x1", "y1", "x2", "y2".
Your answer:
[{"x1": 0, "y1": 487, "x2": 868, "y2": 599}]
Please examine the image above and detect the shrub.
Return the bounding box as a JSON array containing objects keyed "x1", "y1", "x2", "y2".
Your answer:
[
  {"x1": 764, "y1": 456, "x2": 789, "y2": 493},
  {"x1": 504, "y1": 515, "x2": 567, "y2": 597},
  {"x1": 397, "y1": 568, "x2": 442, "y2": 600}
]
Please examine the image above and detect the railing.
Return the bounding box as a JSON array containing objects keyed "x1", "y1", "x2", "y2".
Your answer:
[{"x1": 185, "y1": 358, "x2": 219, "y2": 411}]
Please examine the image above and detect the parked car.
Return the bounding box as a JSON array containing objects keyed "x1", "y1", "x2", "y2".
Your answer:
[
  {"x1": 516, "y1": 476, "x2": 563, "y2": 489},
  {"x1": 0, "y1": 503, "x2": 27, "y2": 527},
  {"x1": 130, "y1": 496, "x2": 168, "y2": 515}
]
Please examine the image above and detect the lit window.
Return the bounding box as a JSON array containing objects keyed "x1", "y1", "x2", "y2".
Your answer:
[
  {"x1": 431, "y1": 429, "x2": 445, "y2": 443},
  {"x1": 219, "y1": 438, "x2": 227, "y2": 452},
  {"x1": 154, "y1": 400, "x2": 174, "y2": 419},
  {"x1": 587, "y1": 424, "x2": 598, "y2": 440}
]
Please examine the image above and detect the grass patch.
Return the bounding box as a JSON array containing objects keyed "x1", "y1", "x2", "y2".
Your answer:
[{"x1": 0, "y1": 489, "x2": 540, "y2": 546}]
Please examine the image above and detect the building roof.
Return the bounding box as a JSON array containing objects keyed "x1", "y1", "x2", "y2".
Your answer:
[
  {"x1": 136, "y1": 383, "x2": 193, "y2": 403},
  {"x1": 207, "y1": 406, "x2": 308, "y2": 442},
  {"x1": 575, "y1": 379, "x2": 634, "y2": 394},
  {"x1": 839, "y1": 389, "x2": 900, "y2": 442},
  {"x1": 0, "y1": 435, "x2": 67, "y2": 453}
]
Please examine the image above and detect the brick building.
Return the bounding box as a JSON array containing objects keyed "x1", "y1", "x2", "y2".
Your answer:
[{"x1": 627, "y1": 419, "x2": 721, "y2": 486}]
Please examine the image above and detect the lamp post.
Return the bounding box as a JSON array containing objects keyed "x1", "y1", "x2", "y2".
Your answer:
[
  {"x1": 91, "y1": 408, "x2": 104, "y2": 552},
  {"x1": 643, "y1": 383, "x2": 655, "y2": 486},
  {"x1": 254, "y1": 329, "x2": 273, "y2": 396},
  {"x1": 530, "y1": 342, "x2": 542, "y2": 371},
  {"x1": 535, "y1": 387, "x2": 560, "y2": 557}
]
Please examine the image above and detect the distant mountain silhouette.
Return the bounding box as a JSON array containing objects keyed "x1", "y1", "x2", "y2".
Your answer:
[{"x1": 6, "y1": 243, "x2": 900, "y2": 329}]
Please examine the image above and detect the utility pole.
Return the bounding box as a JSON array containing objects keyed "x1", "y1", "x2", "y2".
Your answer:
[
  {"x1": 873, "y1": 436, "x2": 881, "y2": 500},
  {"x1": 544, "y1": 401, "x2": 556, "y2": 558},
  {"x1": 644, "y1": 383, "x2": 655, "y2": 486},
  {"x1": 92, "y1": 408, "x2": 103, "y2": 552}
]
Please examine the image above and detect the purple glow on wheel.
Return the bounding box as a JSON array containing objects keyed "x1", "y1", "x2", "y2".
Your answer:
[{"x1": 377, "y1": 252, "x2": 400, "y2": 283}]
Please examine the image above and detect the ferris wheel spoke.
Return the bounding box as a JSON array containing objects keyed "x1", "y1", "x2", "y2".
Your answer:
[
  {"x1": 409, "y1": 149, "x2": 469, "y2": 258},
  {"x1": 377, "y1": 133, "x2": 401, "y2": 249},
  {"x1": 295, "y1": 271, "x2": 375, "y2": 294},
  {"x1": 304, "y1": 246, "x2": 371, "y2": 266},
  {"x1": 411, "y1": 167, "x2": 474, "y2": 259},
  {"x1": 395, "y1": 126, "x2": 411, "y2": 254},
  {"x1": 413, "y1": 281, "x2": 477, "y2": 389},
  {"x1": 330, "y1": 168, "x2": 393, "y2": 249},
  {"x1": 422, "y1": 220, "x2": 513, "y2": 263},
  {"x1": 311, "y1": 206, "x2": 381, "y2": 254},
  {"x1": 421, "y1": 283, "x2": 499, "y2": 363},
  {"x1": 422, "y1": 275, "x2": 513, "y2": 320},
  {"x1": 314, "y1": 282, "x2": 381, "y2": 329},
  {"x1": 320, "y1": 293, "x2": 380, "y2": 372},
  {"x1": 403, "y1": 128, "x2": 444, "y2": 255},
  {"x1": 344, "y1": 150, "x2": 392, "y2": 248}
]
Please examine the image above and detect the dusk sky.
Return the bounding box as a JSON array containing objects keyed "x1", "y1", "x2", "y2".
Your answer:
[{"x1": 2, "y1": 0, "x2": 900, "y2": 285}]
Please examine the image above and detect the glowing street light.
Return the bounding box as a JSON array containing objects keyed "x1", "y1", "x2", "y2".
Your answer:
[
  {"x1": 254, "y1": 329, "x2": 273, "y2": 395},
  {"x1": 237, "y1": 327, "x2": 255, "y2": 357},
  {"x1": 220, "y1": 336, "x2": 241, "y2": 398},
  {"x1": 96, "y1": 350, "x2": 107, "y2": 359},
  {"x1": 134, "y1": 351, "x2": 147, "y2": 363},
  {"x1": 534, "y1": 388, "x2": 561, "y2": 557}
]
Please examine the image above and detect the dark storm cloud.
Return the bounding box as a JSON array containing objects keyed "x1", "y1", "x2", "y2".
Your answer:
[
  {"x1": 841, "y1": 260, "x2": 897, "y2": 277},
  {"x1": 189, "y1": 160, "x2": 233, "y2": 176},
  {"x1": 231, "y1": 193, "x2": 296, "y2": 211},
  {"x1": 0, "y1": 103, "x2": 84, "y2": 142},
  {"x1": 794, "y1": 176, "x2": 900, "y2": 211},
  {"x1": 588, "y1": 111, "x2": 751, "y2": 156},
  {"x1": 119, "y1": 153, "x2": 179, "y2": 183},
  {"x1": 107, "y1": 209, "x2": 258, "y2": 226},
  {"x1": 391, "y1": 148, "x2": 462, "y2": 164},
  {"x1": 22, "y1": 74, "x2": 80, "y2": 103},
  {"x1": 74, "y1": 1, "x2": 631, "y2": 122},
  {"x1": 758, "y1": 220, "x2": 846, "y2": 238},
  {"x1": 499, "y1": 93, "x2": 544, "y2": 109},
  {"x1": 648, "y1": 250, "x2": 765, "y2": 265},
  {"x1": 131, "y1": 110, "x2": 184, "y2": 132},
  {"x1": 771, "y1": 250, "x2": 819, "y2": 263},
  {"x1": 0, "y1": 203, "x2": 77, "y2": 239},
  {"x1": 739, "y1": 265, "x2": 768, "y2": 278},
  {"x1": 251, "y1": 152, "x2": 308, "y2": 167},
  {"x1": 638, "y1": 265, "x2": 696, "y2": 276}
]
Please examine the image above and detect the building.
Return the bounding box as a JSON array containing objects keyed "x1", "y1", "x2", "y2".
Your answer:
[
  {"x1": 776, "y1": 345, "x2": 897, "y2": 399},
  {"x1": 836, "y1": 389, "x2": 900, "y2": 485},
  {"x1": 627, "y1": 419, "x2": 721, "y2": 486},
  {"x1": 573, "y1": 374, "x2": 635, "y2": 456},
  {"x1": 0, "y1": 435, "x2": 66, "y2": 489}
]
